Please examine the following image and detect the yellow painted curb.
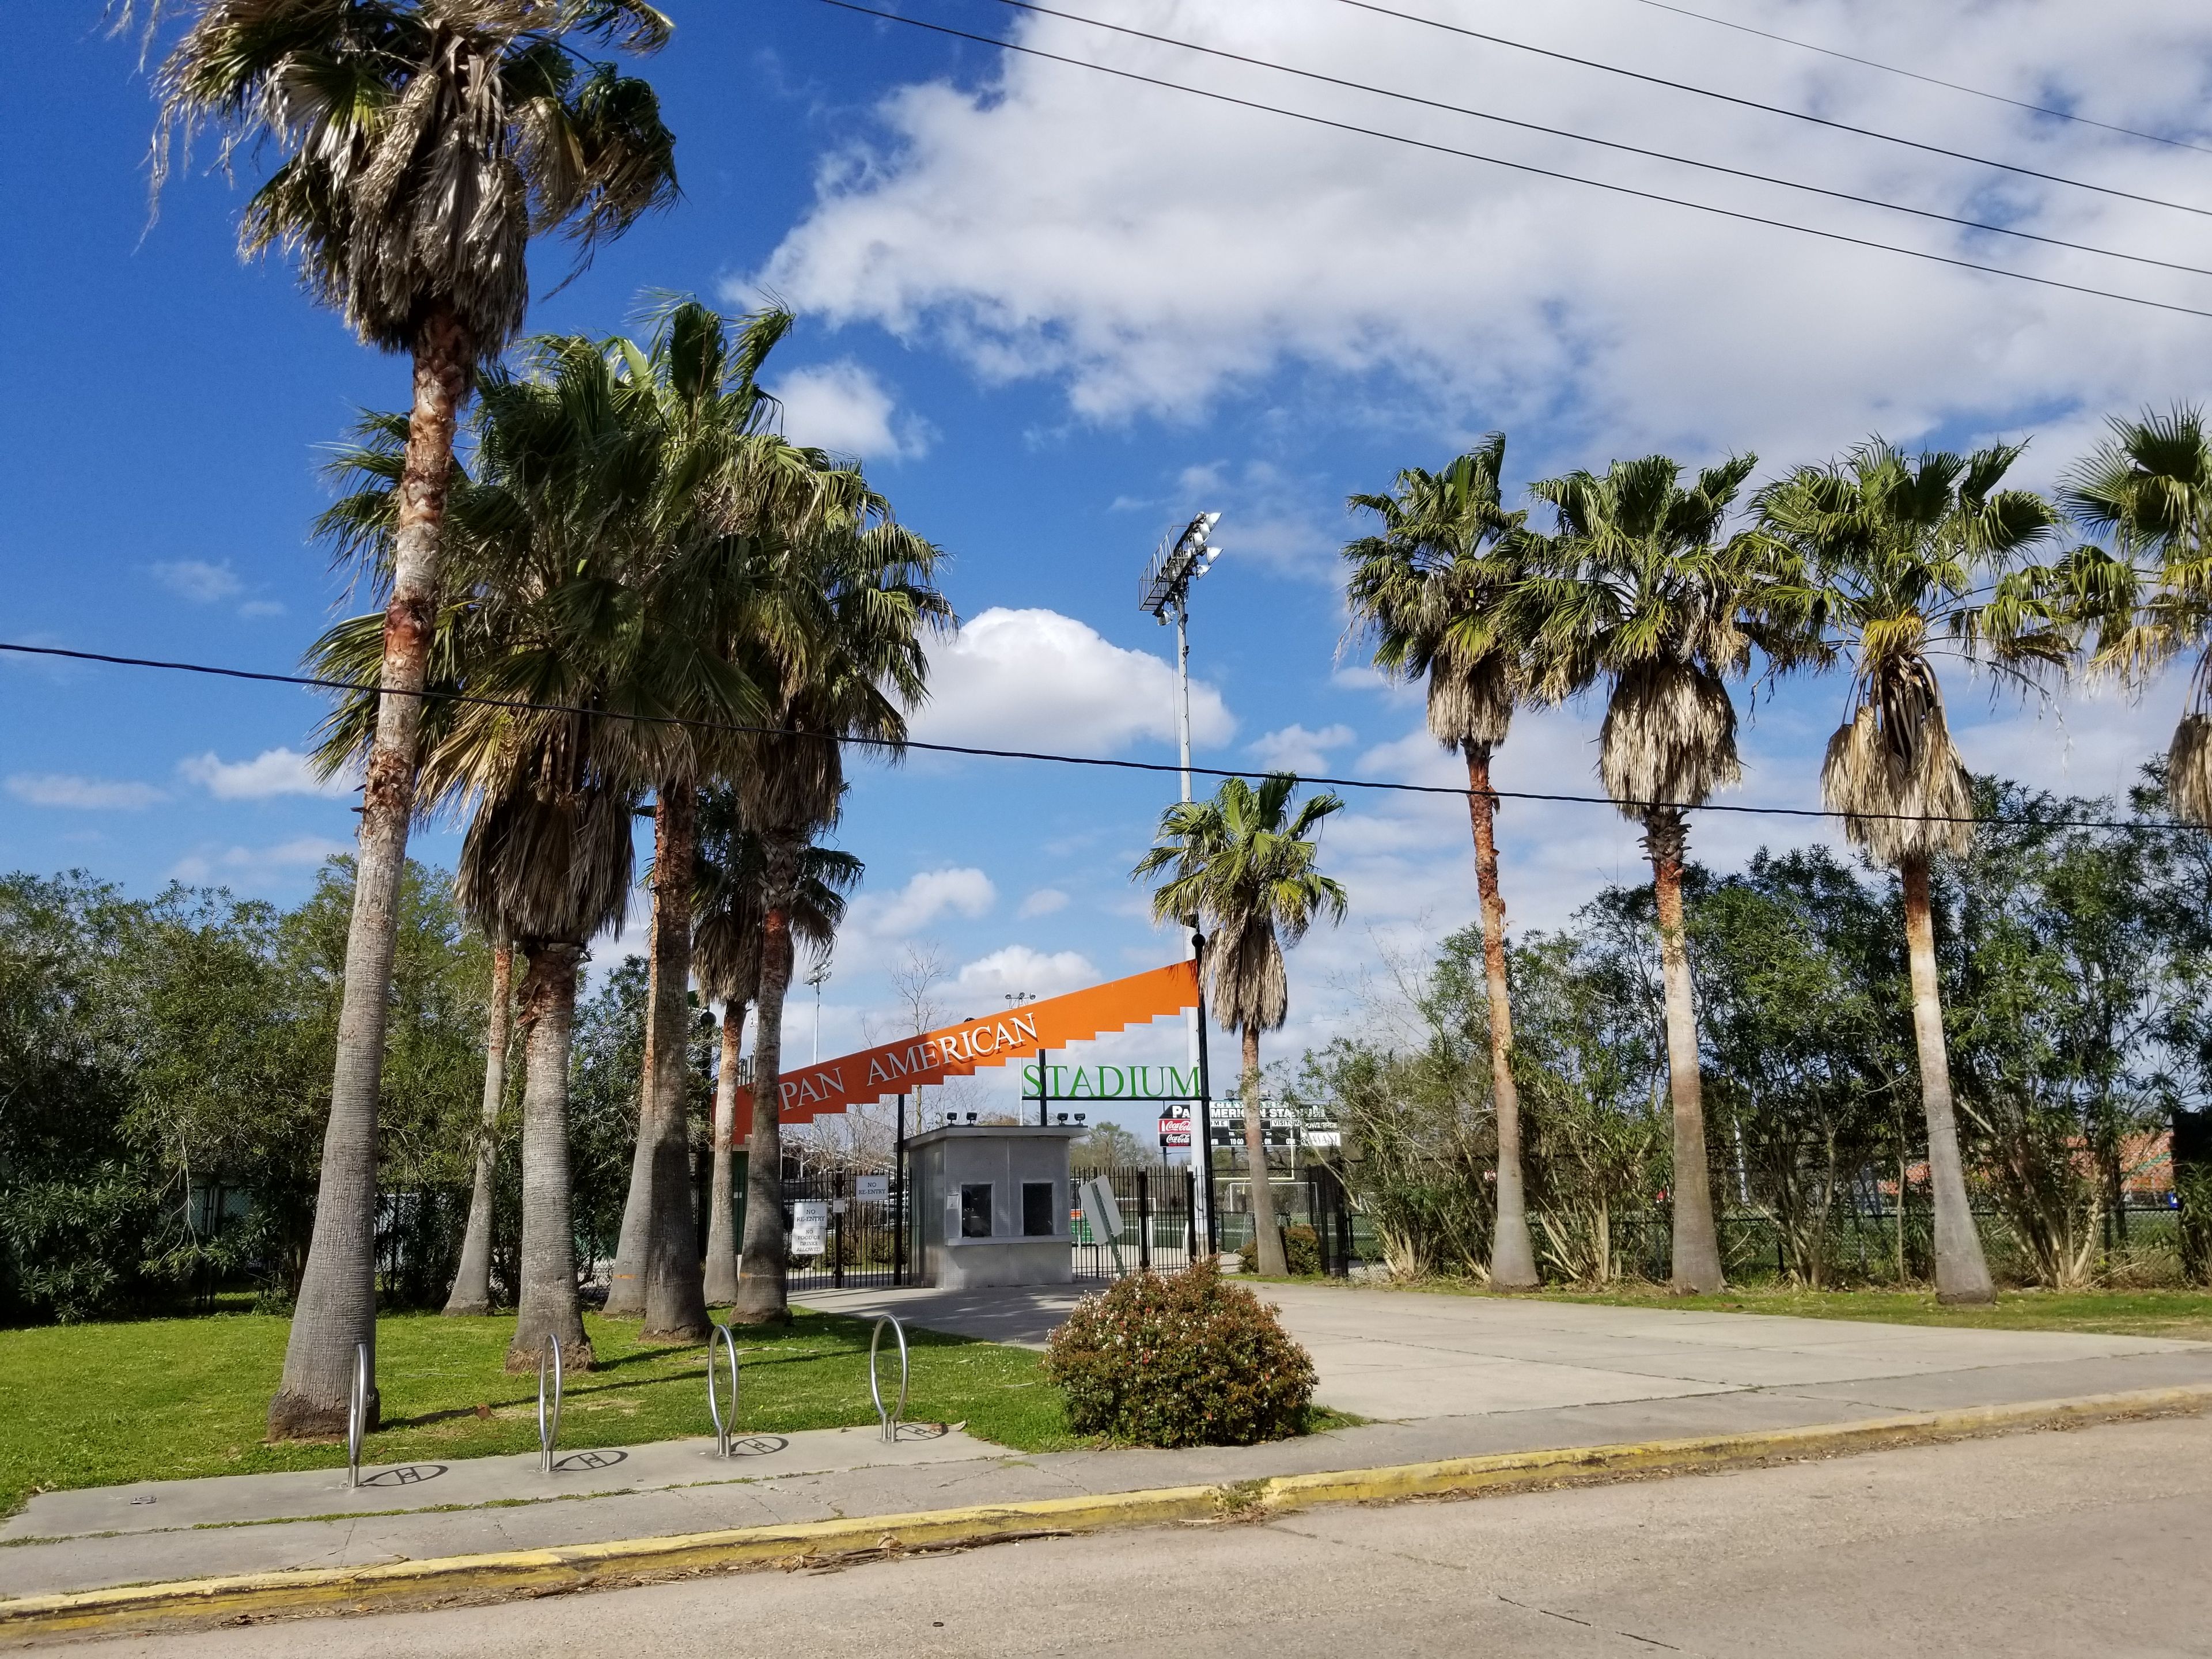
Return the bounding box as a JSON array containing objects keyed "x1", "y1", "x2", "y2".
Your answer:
[{"x1": 4, "y1": 1382, "x2": 2206, "y2": 1644}]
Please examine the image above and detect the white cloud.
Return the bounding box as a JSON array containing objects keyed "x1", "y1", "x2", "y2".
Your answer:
[
  {"x1": 167, "y1": 836, "x2": 351, "y2": 886},
  {"x1": 757, "y1": 1, "x2": 2212, "y2": 457},
  {"x1": 149, "y1": 559, "x2": 242, "y2": 603},
  {"x1": 770, "y1": 359, "x2": 932, "y2": 460},
  {"x1": 6, "y1": 772, "x2": 167, "y2": 810},
  {"x1": 1018, "y1": 886, "x2": 1071, "y2": 918},
  {"x1": 955, "y1": 944, "x2": 1099, "y2": 999},
  {"x1": 238, "y1": 600, "x2": 287, "y2": 620},
  {"x1": 1248, "y1": 722, "x2": 1355, "y2": 774},
  {"x1": 852, "y1": 866, "x2": 997, "y2": 938},
  {"x1": 178, "y1": 747, "x2": 346, "y2": 801},
  {"x1": 914, "y1": 607, "x2": 1235, "y2": 753}
]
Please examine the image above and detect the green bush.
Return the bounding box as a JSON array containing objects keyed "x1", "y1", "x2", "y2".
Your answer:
[
  {"x1": 1043, "y1": 1260, "x2": 1317, "y2": 1446},
  {"x1": 1238, "y1": 1224, "x2": 1323, "y2": 1277}
]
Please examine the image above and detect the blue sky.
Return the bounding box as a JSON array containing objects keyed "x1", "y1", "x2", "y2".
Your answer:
[{"x1": 6, "y1": 2, "x2": 2211, "y2": 1142}]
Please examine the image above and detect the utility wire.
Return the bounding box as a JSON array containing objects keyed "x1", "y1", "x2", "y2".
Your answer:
[
  {"x1": 1329, "y1": 0, "x2": 2212, "y2": 219},
  {"x1": 813, "y1": 0, "x2": 2212, "y2": 325},
  {"x1": 1616, "y1": 0, "x2": 2212, "y2": 158},
  {"x1": 1, "y1": 639, "x2": 2196, "y2": 836},
  {"x1": 982, "y1": 0, "x2": 2212, "y2": 282}
]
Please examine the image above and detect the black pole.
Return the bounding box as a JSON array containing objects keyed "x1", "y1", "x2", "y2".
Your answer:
[
  {"x1": 1037, "y1": 1048, "x2": 1049, "y2": 1126},
  {"x1": 893, "y1": 1092, "x2": 907, "y2": 1287},
  {"x1": 1192, "y1": 926, "x2": 1219, "y2": 1257}
]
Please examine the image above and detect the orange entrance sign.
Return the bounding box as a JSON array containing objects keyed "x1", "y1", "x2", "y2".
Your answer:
[{"x1": 735, "y1": 959, "x2": 1198, "y2": 1136}]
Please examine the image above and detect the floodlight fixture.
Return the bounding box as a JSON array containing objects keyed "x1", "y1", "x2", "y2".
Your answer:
[{"x1": 1138, "y1": 510, "x2": 1222, "y2": 620}]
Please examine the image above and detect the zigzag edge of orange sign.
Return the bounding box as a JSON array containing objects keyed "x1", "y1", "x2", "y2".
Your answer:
[{"x1": 735, "y1": 959, "x2": 1199, "y2": 1137}]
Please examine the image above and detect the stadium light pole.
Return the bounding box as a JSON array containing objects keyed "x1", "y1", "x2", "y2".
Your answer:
[{"x1": 1140, "y1": 512, "x2": 1224, "y2": 1257}]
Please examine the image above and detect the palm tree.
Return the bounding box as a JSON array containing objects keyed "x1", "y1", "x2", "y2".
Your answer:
[
  {"x1": 137, "y1": 0, "x2": 679, "y2": 1437},
  {"x1": 2055, "y1": 406, "x2": 2212, "y2": 823},
  {"x1": 453, "y1": 765, "x2": 637, "y2": 1371},
  {"x1": 692, "y1": 787, "x2": 861, "y2": 1304},
  {"x1": 1518, "y1": 454, "x2": 1775, "y2": 1293},
  {"x1": 597, "y1": 303, "x2": 801, "y2": 1333},
  {"x1": 728, "y1": 510, "x2": 949, "y2": 1324},
  {"x1": 1134, "y1": 775, "x2": 1347, "y2": 1278},
  {"x1": 441, "y1": 929, "x2": 513, "y2": 1316},
  {"x1": 1344, "y1": 435, "x2": 1544, "y2": 1289},
  {"x1": 1755, "y1": 441, "x2": 2064, "y2": 1305}
]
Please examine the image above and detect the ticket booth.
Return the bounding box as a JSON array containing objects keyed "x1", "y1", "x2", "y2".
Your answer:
[{"x1": 906, "y1": 1124, "x2": 1083, "y2": 1289}]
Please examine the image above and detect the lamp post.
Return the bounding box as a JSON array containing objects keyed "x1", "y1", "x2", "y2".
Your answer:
[
  {"x1": 1141, "y1": 512, "x2": 1223, "y2": 1258},
  {"x1": 806, "y1": 956, "x2": 832, "y2": 1065}
]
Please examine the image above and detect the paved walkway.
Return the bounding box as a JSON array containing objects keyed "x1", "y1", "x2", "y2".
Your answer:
[
  {"x1": 804, "y1": 1279, "x2": 2211, "y2": 1420},
  {"x1": 3, "y1": 1288, "x2": 2206, "y2": 1606}
]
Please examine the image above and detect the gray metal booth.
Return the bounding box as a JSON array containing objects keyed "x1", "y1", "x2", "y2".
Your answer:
[{"x1": 906, "y1": 1124, "x2": 1083, "y2": 1290}]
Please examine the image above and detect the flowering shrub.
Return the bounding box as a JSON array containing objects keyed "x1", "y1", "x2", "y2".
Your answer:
[
  {"x1": 1043, "y1": 1259, "x2": 1317, "y2": 1446},
  {"x1": 1238, "y1": 1224, "x2": 1323, "y2": 1278}
]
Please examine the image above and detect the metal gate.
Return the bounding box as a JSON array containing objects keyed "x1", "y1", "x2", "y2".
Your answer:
[
  {"x1": 778, "y1": 1172, "x2": 902, "y2": 1292},
  {"x1": 1071, "y1": 1165, "x2": 1199, "y2": 1281}
]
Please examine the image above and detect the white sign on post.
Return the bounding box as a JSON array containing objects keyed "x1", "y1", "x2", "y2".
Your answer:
[
  {"x1": 789, "y1": 1200, "x2": 828, "y2": 1256},
  {"x1": 1082, "y1": 1177, "x2": 1124, "y2": 1241},
  {"x1": 854, "y1": 1175, "x2": 889, "y2": 1203}
]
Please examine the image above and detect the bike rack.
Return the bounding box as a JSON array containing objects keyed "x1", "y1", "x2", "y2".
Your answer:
[
  {"x1": 537, "y1": 1334, "x2": 564, "y2": 1474},
  {"x1": 869, "y1": 1315, "x2": 909, "y2": 1443},
  {"x1": 346, "y1": 1340, "x2": 369, "y2": 1490},
  {"x1": 706, "y1": 1324, "x2": 741, "y2": 1458}
]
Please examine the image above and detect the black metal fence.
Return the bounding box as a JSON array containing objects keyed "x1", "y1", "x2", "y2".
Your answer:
[
  {"x1": 777, "y1": 1172, "x2": 903, "y2": 1291},
  {"x1": 1069, "y1": 1165, "x2": 1199, "y2": 1280}
]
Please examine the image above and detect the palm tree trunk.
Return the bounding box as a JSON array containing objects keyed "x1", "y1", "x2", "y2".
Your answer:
[
  {"x1": 1467, "y1": 744, "x2": 1538, "y2": 1290},
  {"x1": 270, "y1": 303, "x2": 472, "y2": 1438},
  {"x1": 444, "y1": 939, "x2": 513, "y2": 1316},
  {"x1": 1900, "y1": 854, "x2": 1995, "y2": 1304},
  {"x1": 1647, "y1": 808, "x2": 1724, "y2": 1293},
  {"x1": 508, "y1": 941, "x2": 593, "y2": 1372},
  {"x1": 703, "y1": 998, "x2": 747, "y2": 1304},
  {"x1": 1242, "y1": 1024, "x2": 1289, "y2": 1277},
  {"x1": 642, "y1": 783, "x2": 709, "y2": 1341},
  {"x1": 732, "y1": 841, "x2": 800, "y2": 1324},
  {"x1": 601, "y1": 893, "x2": 660, "y2": 1321}
]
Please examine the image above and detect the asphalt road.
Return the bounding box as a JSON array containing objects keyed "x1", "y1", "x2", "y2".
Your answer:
[{"x1": 65, "y1": 1415, "x2": 2212, "y2": 1658}]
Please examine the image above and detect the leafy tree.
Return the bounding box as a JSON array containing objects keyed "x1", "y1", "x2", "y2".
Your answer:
[
  {"x1": 1755, "y1": 441, "x2": 2065, "y2": 1302},
  {"x1": 131, "y1": 0, "x2": 679, "y2": 1436},
  {"x1": 1343, "y1": 435, "x2": 1545, "y2": 1288},
  {"x1": 1136, "y1": 775, "x2": 1348, "y2": 1278}
]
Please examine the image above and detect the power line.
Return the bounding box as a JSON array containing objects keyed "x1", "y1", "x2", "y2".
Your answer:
[
  {"x1": 982, "y1": 0, "x2": 2212, "y2": 283},
  {"x1": 1328, "y1": 0, "x2": 2212, "y2": 220},
  {"x1": 1, "y1": 638, "x2": 2196, "y2": 836},
  {"x1": 1616, "y1": 0, "x2": 2212, "y2": 158},
  {"x1": 812, "y1": 0, "x2": 2212, "y2": 325}
]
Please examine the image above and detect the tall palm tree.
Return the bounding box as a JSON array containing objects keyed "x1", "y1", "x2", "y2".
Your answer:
[
  {"x1": 728, "y1": 512, "x2": 949, "y2": 1324},
  {"x1": 1134, "y1": 775, "x2": 1348, "y2": 1278},
  {"x1": 1344, "y1": 435, "x2": 1544, "y2": 1289},
  {"x1": 1518, "y1": 454, "x2": 1774, "y2": 1293},
  {"x1": 692, "y1": 787, "x2": 861, "y2": 1304},
  {"x1": 2054, "y1": 406, "x2": 2212, "y2": 823},
  {"x1": 598, "y1": 302, "x2": 801, "y2": 1332},
  {"x1": 453, "y1": 764, "x2": 637, "y2": 1371},
  {"x1": 137, "y1": 0, "x2": 679, "y2": 1436},
  {"x1": 1755, "y1": 441, "x2": 2064, "y2": 1305},
  {"x1": 441, "y1": 929, "x2": 513, "y2": 1316}
]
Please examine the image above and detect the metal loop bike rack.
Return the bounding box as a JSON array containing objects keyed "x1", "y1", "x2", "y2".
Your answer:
[
  {"x1": 346, "y1": 1340, "x2": 369, "y2": 1490},
  {"x1": 869, "y1": 1315, "x2": 909, "y2": 1443},
  {"x1": 537, "y1": 1334, "x2": 564, "y2": 1474},
  {"x1": 706, "y1": 1324, "x2": 741, "y2": 1458}
]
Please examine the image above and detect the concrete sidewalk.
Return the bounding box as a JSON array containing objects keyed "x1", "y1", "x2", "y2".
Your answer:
[{"x1": 3, "y1": 1290, "x2": 2207, "y2": 1608}]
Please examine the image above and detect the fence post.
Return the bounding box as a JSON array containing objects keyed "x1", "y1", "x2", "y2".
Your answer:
[
  {"x1": 832, "y1": 1168, "x2": 844, "y2": 1291},
  {"x1": 1184, "y1": 1166, "x2": 1198, "y2": 1264},
  {"x1": 1137, "y1": 1168, "x2": 1151, "y2": 1271}
]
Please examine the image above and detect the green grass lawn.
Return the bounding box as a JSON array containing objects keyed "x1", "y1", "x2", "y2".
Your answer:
[
  {"x1": 0, "y1": 1308, "x2": 1076, "y2": 1521},
  {"x1": 1315, "y1": 1276, "x2": 2212, "y2": 1341}
]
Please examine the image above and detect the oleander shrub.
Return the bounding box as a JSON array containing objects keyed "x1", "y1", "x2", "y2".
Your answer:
[
  {"x1": 1237, "y1": 1224, "x2": 1322, "y2": 1278},
  {"x1": 1043, "y1": 1259, "x2": 1317, "y2": 1446}
]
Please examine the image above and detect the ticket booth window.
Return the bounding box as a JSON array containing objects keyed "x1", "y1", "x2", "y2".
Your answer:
[
  {"x1": 960, "y1": 1183, "x2": 994, "y2": 1238},
  {"x1": 1021, "y1": 1181, "x2": 1056, "y2": 1237}
]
